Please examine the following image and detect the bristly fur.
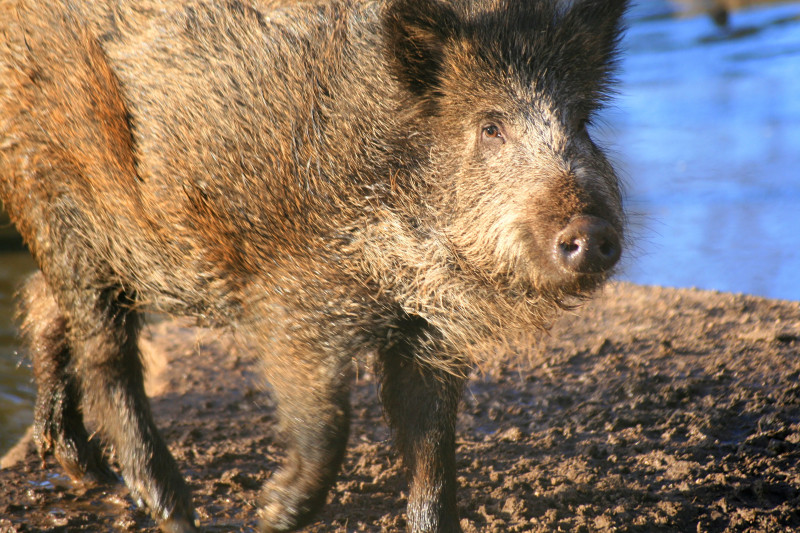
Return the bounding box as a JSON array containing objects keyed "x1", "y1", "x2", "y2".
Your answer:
[{"x1": 0, "y1": 0, "x2": 628, "y2": 530}]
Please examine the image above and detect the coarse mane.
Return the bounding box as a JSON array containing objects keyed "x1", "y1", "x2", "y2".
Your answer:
[{"x1": 350, "y1": 207, "x2": 597, "y2": 375}]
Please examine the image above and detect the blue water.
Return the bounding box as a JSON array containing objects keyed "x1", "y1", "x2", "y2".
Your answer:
[
  {"x1": 599, "y1": 1, "x2": 800, "y2": 301},
  {"x1": 1, "y1": 0, "x2": 799, "y2": 455},
  {"x1": 0, "y1": 252, "x2": 36, "y2": 455}
]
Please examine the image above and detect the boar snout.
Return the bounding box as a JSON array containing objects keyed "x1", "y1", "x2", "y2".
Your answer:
[{"x1": 554, "y1": 215, "x2": 621, "y2": 275}]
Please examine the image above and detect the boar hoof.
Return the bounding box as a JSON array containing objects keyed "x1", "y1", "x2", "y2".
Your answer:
[
  {"x1": 159, "y1": 515, "x2": 199, "y2": 533},
  {"x1": 54, "y1": 444, "x2": 118, "y2": 487},
  {"x1": 35, "y1": 424, "x2": 117, "y2": 486},
  {"x1": 257, "y1": 481, "x2": 326, "y2": 533}
]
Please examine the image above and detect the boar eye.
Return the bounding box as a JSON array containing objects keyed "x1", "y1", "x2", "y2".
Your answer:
[{"x1": 481, "y1": 124, "x2": 505, "y2": 144}]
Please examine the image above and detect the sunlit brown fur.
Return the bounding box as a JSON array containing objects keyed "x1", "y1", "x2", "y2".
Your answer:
[{"x1": 0, "y1": 0, "x2": 628, "y2": 531}]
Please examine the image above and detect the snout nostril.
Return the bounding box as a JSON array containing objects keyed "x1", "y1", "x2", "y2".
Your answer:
[
  {"x1": 553, "y1": 215, "x2": 621, "y2": 275},
  {"x1": 599, "y1": 239, "x2": 616, "y2": 258},
  {"x1": 560, "y1": 241, "x2": 580, "y2": 254}
]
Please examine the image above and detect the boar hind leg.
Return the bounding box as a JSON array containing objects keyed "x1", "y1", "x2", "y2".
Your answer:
[
  {"x1": 19, "y1": 271, "x2": 115, "y2": 485},
  {"x1": 21, "y1": 270, "x2": 196, "y2": 533},
  {"x1": 66, "y1": 286, "x2": 196, "y2": 533},
  {"x1": 377, "y1": 320, "x2": 466, "y2": 533},
  {"x1": 26, "y1": 256, "x2": 194, "y2": 532},
  {"x1": 258, "y1": 352, "x2": 352, "y2": 532}
]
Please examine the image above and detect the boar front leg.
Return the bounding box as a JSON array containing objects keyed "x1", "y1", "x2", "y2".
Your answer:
[
  {"x1": 377, "y1": 319, "x2": 466, "y2": 533},
  {"x1": 258, "y1": 343, "x2": 353, "y2": 532}
]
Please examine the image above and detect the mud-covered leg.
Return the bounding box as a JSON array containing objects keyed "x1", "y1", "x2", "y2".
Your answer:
[
  {"x1": 19, "y1": 271, "x2": 116, "y2": 484},
  {"x1": 258, "y1": 351, "x2": 353, "y2": 533},
  {"x1": 377, "y1": 321, "x2": 466, "y2": 533},
  {"x1": 67, "y1": 287, "x2": 196, "y2": 533}
]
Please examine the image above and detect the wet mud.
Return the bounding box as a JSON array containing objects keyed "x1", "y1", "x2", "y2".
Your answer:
[{"x1": 1, "y1": 283, "x2": 799, "y2": 532}]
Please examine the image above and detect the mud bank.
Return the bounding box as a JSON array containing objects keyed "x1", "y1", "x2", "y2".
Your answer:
[{"x1": 1, "y1": 283, "x2": 799, "y2": 532}]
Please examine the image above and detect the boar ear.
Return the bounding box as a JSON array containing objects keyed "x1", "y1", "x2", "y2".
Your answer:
[
  {"x1": 383, "y1": 0, "x2": 458, "y2": 98},
  {"x1": 563, "y1": 0, "x2": 629, "y2": 95}
]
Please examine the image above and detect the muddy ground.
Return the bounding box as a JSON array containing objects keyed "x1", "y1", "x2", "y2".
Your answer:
[{"x1": 1, "y1": 282, "x2": 799, "y2": 532}]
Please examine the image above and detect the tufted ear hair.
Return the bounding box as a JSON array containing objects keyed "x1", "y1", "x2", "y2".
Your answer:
[
  {"x1": 383, "y1": 0, "x2": 458, "y2": 99},
  {"x1": 562, "y1": 0, "x2": 630, "y2": 97}
]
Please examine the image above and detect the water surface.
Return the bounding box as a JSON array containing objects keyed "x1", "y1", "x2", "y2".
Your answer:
[
  {"x1": 601, "y1": 0, "x2": 800, "y2": 300},
  {"x1": 0, "y1": 252, "x2": 36, "y2": 455}
]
